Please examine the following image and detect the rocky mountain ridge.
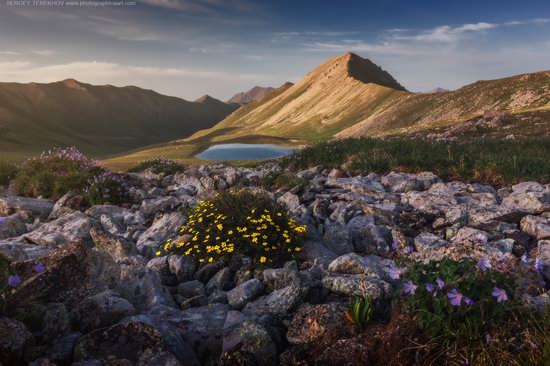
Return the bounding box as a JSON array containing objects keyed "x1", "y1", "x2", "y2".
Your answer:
[{"x1": 1, "y1": 162, "x2": 549, "y2": 365}]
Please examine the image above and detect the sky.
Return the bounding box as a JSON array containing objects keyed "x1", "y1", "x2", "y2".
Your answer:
[{"x1": 0, "y1": 0, "x2": 549, "y2": 100}]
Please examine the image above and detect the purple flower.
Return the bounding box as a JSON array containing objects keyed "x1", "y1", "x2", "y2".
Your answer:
[
  {"x1": 535, "y1": 259, "x2": 544, "y2": 272},
  {"x1": 476, "y1": 257, "x2": 492, "y2": 271},
  {"x1": 425, "y1": 283, "x2": 435, "y2": 293},
  {"x1": 405, "y1": 246, "x2": 414, "y2": 254},
  {"x1": 403, "y1": 280, "x2": 418, "y2": 295},
  {"x1": 436, "y1": 277, "x2": 445, "y2": 289},
  {"x1": 388, "y1": 266, "x2": 401, "y2": 280},
  {"x1": 464, "y1": 296, "x2": 474, "y2": 305},
  {"x1": 33, "y1": 262, "x2": 45, "y2": 273},
  {"x1": 492, "y1": 287, "x2": 508, "y2": 303},
  {"x1": 447, "y1": 288, "x2": 464, "y2": 306},
  {"x1": 521, "y1": 254, "x2": 528, "y2": 263},
  {"x1": 8, "y1": 274, "x2": 21, "y2": 287},
  {"x1": 0, "y1": 217, "x2": 6, "y2": 226},
  {"x1": 391, "y1": 239, "x2": 398, "y2": 251}
]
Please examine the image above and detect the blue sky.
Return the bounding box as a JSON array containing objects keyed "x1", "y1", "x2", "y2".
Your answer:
[{"x1": 0, "y1": 0, "x2": 549, "y2": 100}]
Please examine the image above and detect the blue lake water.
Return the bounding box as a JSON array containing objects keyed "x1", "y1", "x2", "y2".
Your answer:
[{"x1": 195, "y1": 143, "x2": 293, "y2": 160}]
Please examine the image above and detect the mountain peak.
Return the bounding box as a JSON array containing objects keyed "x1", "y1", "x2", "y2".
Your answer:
[
  {"x1": 227, "y1": 86, "x2": 276, "y2": 104},
  {"x1": 195, "y1": 94, "x2": 218, "y2": 103},
  {"x1": 342, "y1": 52, "x2": 407, "y2": 91}
]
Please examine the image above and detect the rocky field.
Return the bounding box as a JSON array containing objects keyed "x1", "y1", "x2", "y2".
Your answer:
[{"x1": 1, "y1": 161, "x2": 550, "y2": 365}]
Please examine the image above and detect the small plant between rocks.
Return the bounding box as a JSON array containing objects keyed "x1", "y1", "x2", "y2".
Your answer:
[
  {"x1": 83, "y1": 171, "x2": 131, "y2": 206},
  {"x1": 158, "y1": 189, "x2": 307, "y2": 266},
  {"x1": 345, "y1": 295, "x2": 373, "y2": 331}
]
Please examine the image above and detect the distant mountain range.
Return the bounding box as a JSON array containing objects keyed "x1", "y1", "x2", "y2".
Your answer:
[
  {"x1": 2, "y1": 52, "x2": 549, "y2": 163},
  {"x1": 227, "y1": 86, "x2": 277, "y2": 105},
  {"x1": 0, "y1": 79, "x2": 238, "y2": 159},
  {"x1": 115, "y1": 52, "x2": 550, "y2": 164}
]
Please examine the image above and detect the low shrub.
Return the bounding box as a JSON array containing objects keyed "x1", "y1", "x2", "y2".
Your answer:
[
  {"x1": 128, "y1": 158, "x2": 186, "y2": 175},
  {"x1": 398, "y1": 258, "x2": 518, "y2": 342},
  {"x1": 83, "y1": 171, "x2": 131, "y2": 205},
  {"x1": 0, "y1": 161, "x2": 18, "y2": 186},
  {"x1": 158, "y1": 189, "x2": 307, "y2": 266},
  {"x1": 12, "y1": 147, "x2": 102, "y2": 200}
]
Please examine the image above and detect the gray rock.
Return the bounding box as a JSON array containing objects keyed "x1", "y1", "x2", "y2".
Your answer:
[
  {"x1": 286, "y1": 302, "x2": 347, "y2": 345},
  {"x1": 414, "y1": 232, "x2": 448, "y2": 252},
  {"x1": 99, "y1": 213, "x2": 126, "y2": 237},
  {"x1": 243, "y1": 283, "x2": 306, "y2": 316},
  {"x1": 0, "y1": 214, "x2": 27, "y2": 239},
  {"x1": 47, "y1": 331, "x2": 81, "y2": 365},
  {"x1": 263, "y1": 266, "x2": 300, "y2": 290},
  {"x1": 207, "y1": 289, "x2": 228, "y2": 304},
  {"x1": 89, "y1": 227, "x2": 136, "y2": 262},
  {"x1": 177, "y1": 280, "x2": 206, "y2": 299},
  {"x1": 168, "y1": 254, "x2": 197, "y2": 282},
  {"x1": 73, "y1": 320, "x2": 165, "y2": 364},
  {"x1": 327, "y1": 253, "x2": 390, "y2": 279},
  {"x1": 0, "y1": 317, "x2": 34, "y2": 366},
  {"x1": 0, "y1": 196, "x2": 54, "y2": 221},
  {"x1": 322, "y1": 224, "x2": 354, "y2": 255},
  {"x1": 70, "y1": 290, "x2": 135, "y2": 332},
  {"x1": 146, "y1": 256, "x2": 175, "y2": 285},
  {"x1": 206, "y1": 267, "x2": 234, "y2": 294},
  {"x1": 85, "y1": 205, "x2": 131, "y2": 220},
  {"x1": 222, "y1": 311, "x2": 277, "y2": 366},
  {"x1": 24, "y1": 212, "x2": 98, "y2": 247},
  {"x1": 512, "y1": 181, "x2": 544, "y2": 194},
  {"x1": 117, "y1": 264, "x2": 176, "y2": 311},
  {"x1": 521, "y1": 215, "x2": 550, "y2": 240},
  {"x1": 171, "y1": 303, "x2": 230, "y2": 364},
  {"x1": 0, "y1": 237, "x2": 55, "y2": 261},
  {"x1": 325, "y1": 176, "x2": 385, "y2": 194},
  {"x1": 502, "y1": 192, "x2": 550, "y2": 215},
  {"x1": 141, "y1": 196, "x2": 180, "y2": 216},
  {"x1": 277, "y1": 192, "x2": 301, "y2": 213},
  {"x1": 452, "y1": 227, "x2": 490, "y2": 245},
  {"x1": 48, "y1": 190, "x2": 85, "y2": 220},
  {"x1": 301, "y1": 240, "x2": 337, "y2": 262},
  {"x1": 322, "y1": 273, "x2": 392, "y2": 300},
  {"x1": 227, "y1": 279, "x2": 264, "y2": 309},
  {"x1": 381, "y1": 172, "x2": 426, "y2": 193},
  {"x1": 42, "y1": 303, "x2": 71, "y2": 343},
  {"x1": 136, "y1": 212, "x2": 186, "y2": 256}
]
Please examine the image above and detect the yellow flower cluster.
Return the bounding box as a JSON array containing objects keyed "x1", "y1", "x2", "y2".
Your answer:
[{"x1": 157, "y1": 193, "x2": 307, "y2": 265}]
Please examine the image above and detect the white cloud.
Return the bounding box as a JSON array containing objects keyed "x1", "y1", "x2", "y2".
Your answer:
[{"x1": 0, "y1": 51, "x2": 20, "y2": 56}]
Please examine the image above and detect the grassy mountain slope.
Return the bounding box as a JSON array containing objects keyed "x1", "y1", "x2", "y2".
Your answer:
[
  {"x1": 337, "y1": 70, "x2": 550, "y2": 138},
  {"x1": 0, "y1": 79, "x2": 238, "y2": 160},
  {"x1": 109, "y1": 52, "x2": 408, "y2": 167}
]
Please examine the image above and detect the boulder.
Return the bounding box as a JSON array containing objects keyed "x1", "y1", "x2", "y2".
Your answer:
[
  {"x1": 322, "y1": 273, "x2": 392, "y2": 301},
  {"x1": 502, "y1": 192, "x2": 550, "y2": 215},
  {"x1": 536, "y1": 240, "x2": 550, "y2": 282},
  {"x1": 314, "y1": 338, "x2": 370, "y2": 365},
  {"x1": 451, "y1": 227, "x2": 490, "y2": 245},
  {"x1": 46, "y1": 331, "x2": 81, "y2": 365},
  {"x1": 73, "y1": 320, "x2": 165, "y2": 364},
  {"x1": 24, "y1": 212, "x2": 98, "y2": 247},
  {"x1": 70, "y1": 290, "x2": 135, "y2": 332},
  {"x1": 85, "y1": 205, "x2": 132, "y2": 220},
  {"x1": 168, "y1": 254, "x2": 197, "y2": 282},
  {"x1": 0, "y1": 237, "x2": 54, "y2": 261},
  {"x1": 0, "y1": 196, "x2": 54, "y2": 221},
  {"x1": 177, "y1": 280, "x2": 206, "y2": 299},
  {"x1": 226, "y1": 279, "x2": 264, "y2": 309},
  {"x1": 0, "y1": 317, "x2": 34, "y2": 366},
  {"x1": 140, "y1": 196, "x2": 180, "y2": 216},
  {"x1": 146, "y1": 256, "x2": 176, "y2": 285},
  {"x1": 116, "y1": 264, "x2": 176, "y2": 311},
  {"x1": 521, "y1": 215, "x2": 550, "y2": 240},
  {"x1": 414, "y1": 232, "x2": 448, "y2": 252},
  {"x1": 0, "y1": 214, "x2": 27, "y2": 239},
  {"x1": 136, "y1": 212, "x2": 186, "y2": 256},
  {"x1": 327, "y1": 253, "x2": 391, "y2": 279},
  {"x1": 286, "y1": 302, "x2": 348, "y2": 345},
  {"x1": 9, "y1": 241, "x2": 120, "y2": 309},
  {"x1": 89, "y1": 227, "x2": 136, "y2": 262},
  {"x1": 243, "y1": 283, "x2": 307, "y2": 316},
  {"x1": 222, "y1": 311, "x2": 277, "y2": 366},
  {"x1": 41, "y1": 303, "x2": 71, "y2": 343},
  {"x1": 205, "y1": 267, "x2": 234, "y2": 294},
  {"x1": 48, "y1": 190, "x2": 85, "y2": 220}
]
